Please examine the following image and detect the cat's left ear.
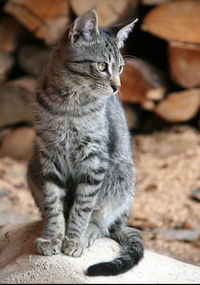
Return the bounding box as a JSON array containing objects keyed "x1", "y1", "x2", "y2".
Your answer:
[
  {"x1": 68, "y1": 10, "x2": 99, "y2": 45},
  {"x1": 109, "y1": 18, "x2": 138, "y2": 49}
]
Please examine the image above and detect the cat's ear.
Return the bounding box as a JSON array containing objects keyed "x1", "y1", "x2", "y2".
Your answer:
[
  {"x1": 68, "y1": 10, "x2": 99, "y2": 45},
  {"x1": 116, "y1": 18, "x2": 138, "y2": 48},
  {"x1": 108, "y1": 18, "x2": 138, "y2": 49}
]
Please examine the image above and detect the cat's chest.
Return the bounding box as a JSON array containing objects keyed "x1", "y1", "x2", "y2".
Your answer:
[{"x1": 55, "y1": 116, "x2": 107, "y2": 163}]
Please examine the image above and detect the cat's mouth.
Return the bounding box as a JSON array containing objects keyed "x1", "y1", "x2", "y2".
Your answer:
[
  {"x1": 113, "y1": 90, "x2": 120, "y2": 95},
  {"x1": 95, "y1": 83, "x2": 116, "y2": 97},
  {"x1": 111, "y1": 85, "x2": 120, "y2": 94}
]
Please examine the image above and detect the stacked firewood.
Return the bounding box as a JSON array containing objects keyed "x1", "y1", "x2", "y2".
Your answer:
[{"x1": 0, "y1": 0, "x2": 199, "y2": 159}]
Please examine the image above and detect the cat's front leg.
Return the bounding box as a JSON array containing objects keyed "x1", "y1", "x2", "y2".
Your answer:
[
  {"x1": 62, "y1": 178, "x2": 103, "y2": 257},
  {"x1": 30, "y1": 150, "x2": 66, "y2": 256},
  {"x1": 35, "y1": 179, "x2": 66, "y2": 256}
]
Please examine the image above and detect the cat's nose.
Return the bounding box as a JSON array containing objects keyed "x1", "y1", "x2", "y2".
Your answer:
[
  {"x1": 111, "y1": 84, "x2": 121, "y2": 93},
  {"x1": 110, "y1": 75, "x2": 121, "y2": 93}
]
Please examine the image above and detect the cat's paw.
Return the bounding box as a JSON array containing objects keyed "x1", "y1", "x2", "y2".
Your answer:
[
  {"x1": 86, "y1": 223, "x2": 101, "y2": 248},
  {"x1": 35, "y1": 237, "x2": 62, "y2": 256},
  {"x1": 62, "y1": 237, "x2": 85, "y2": 257}
]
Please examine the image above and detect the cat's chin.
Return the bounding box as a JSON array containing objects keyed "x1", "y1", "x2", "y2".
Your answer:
[{"x1": 94, "y1": 91, "x2": 114, "y2": 99}]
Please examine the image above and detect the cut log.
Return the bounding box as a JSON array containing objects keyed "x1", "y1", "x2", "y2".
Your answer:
[
  {"x1": 69, "y1": 0, "x2": 139, "y2": 26},
  {"x1": 0, "y1": 127, "x2": 35, "y2": 161},
  {"x1": 0, "y1": 81, "x2": 34, "y2": 128},
  {"x1": 4, "y1": 0, "x2": 71, "y2": 45},
  {"x1": 8, "y1": 76, "x2": 36, "y2": 93},
  {"x1": 18, "y1": 44, "x2": 51, "y2": 77},
  {"x1": 0, "y1": 16, "x2": 28, "y2": 52},
  {"x1": 168, "y1": 41, "x2": 200, "y2": 88},
  {"x1": 155, "y1": 89, "x2": 200, "y2": 122},
  {"x1": 141, "y1": 0, "x2": 200, "y2": 44},
  {"x1": 0, "y1": 49, "x2": 14, "y2": 82},
  {"x1": 123, "y1": 103, "x2": 137, "y2": 129},
  {"x1": 141, "y1": 0, "x2": 170, "y2": 6},
  {"x1": 120, "y1": 58, "x2": 166, "y2": 110}
]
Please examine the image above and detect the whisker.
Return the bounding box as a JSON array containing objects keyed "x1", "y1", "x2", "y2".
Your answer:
[
  {"x1": 123, "y1": 54, "x2": 140, "y2": 60},
  {"x1": 117, "y1": 90, "x2": 123, "y2": 102},
  {"x1": 123, "y1": 55, "x2": 140, "y2": 61}
]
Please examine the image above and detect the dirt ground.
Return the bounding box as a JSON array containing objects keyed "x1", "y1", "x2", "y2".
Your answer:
[{"x1": 0, "y1": 125, "x2": 199, "y2": 267}]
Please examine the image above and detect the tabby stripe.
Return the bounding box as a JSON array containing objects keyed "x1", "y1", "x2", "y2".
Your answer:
[
  {"x1": 44, "y1": 206, "x2": 54, "y2": 212},
  {"x1": 66, "y1": 232, "x2": 80, "y2": 239},
  {"x1": 44, "y1": 191, "x2": 54, "y2": 198},
  {"x1": 78, "y1": 187, "x2": 99, "y2": 198},
  {"x1": 76, "y1": 198, "x2": 93, "y2": 205},
  {"x1": 80, "y1": 206, "x2": 91, "y2": 213},
  {"x1": 92, "y1": 167, "x2": 107, "y2": 175},
  {"x1": 44, "y1": 172, "x2": 66, "y2": 189},
  {"x1": 46, "y1": 232, "x2": 56, "y2": 237},
  {"x1": 91, "y1": 221, "x2": 101, "y2": 229},
  {"x1": 68, "y1": 223, "x2": 82, "y2": 234},
  {"x1": 40, "y1": 149, "x2": 52, "y2": 160},
  {"x1": 93, "y1": 139, "x2": 101, "y2": 145},
  {"x1": 80, "y1": 174, "x2": 102, "y2": 186},
  {"x1": 74, "y1": 207, "x2": 83, "y2": 218},
  {"x1": 67, "y1": 227, "x2": 82, "y2": 236},
  {"x1": 107, "y1": 31, "x2": 119, "y2": 59},
  {"x1": 69, "y1": 219, "x2": 78, "y2": 227},
  {"x1": 69, "y1": 104, "x2": 104, "y2": 117},
  {"x1": 36, "y1": 92, "x2": 65, "y2": 116},
  {"x1": 105, "y1": 36, "x2": 116, "y2": 60},
  {"x1": 46, "y1": 228, "x2": 56, "y2": 234},
  {"x1": 49, "y1": 221, "x2": 57, "y2": 226},
  {"x1": 36, "y1": 130, "x2": 50, "y2": 145},
  {"x1": 46, "y1": 196, "x2": 57, "y2": 206},
  {"x1": 83, "y1": 150, "x2": 109, "y2": 163},
  {"x1": 83, "y1": 136, "x2": 92, "y2": 143},
  {"x1": 106, "y1": 105, "x2": 116, "y2": 154},
  {"x1": 54, "y1": 159, "x2": 63, "y2": 176},
  {"x1": 65, "y1": 66, "x2": 89, "y2": 78},
  {"x1": 68, "y1": 59, "x2": 95, "y2": 64},
  {"x1": 82, "y1": 152, "x2": 101, "y2": 161},
  {"x1": 48, "y1": 212, "x2": 60, "y2": 218}
]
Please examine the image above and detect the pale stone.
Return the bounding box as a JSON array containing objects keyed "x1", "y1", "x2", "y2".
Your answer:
[{"x1": 0, "y1": 221, "x2": 200, "y2": 284}]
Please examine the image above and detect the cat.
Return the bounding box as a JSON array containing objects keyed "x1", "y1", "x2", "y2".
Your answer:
[{"x1": 27, "y1": 9, "x2": 143, "y2": 276}]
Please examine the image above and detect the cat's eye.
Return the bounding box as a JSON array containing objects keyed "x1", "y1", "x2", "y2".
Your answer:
[
  {"x1": 97, "y1": 62, "x2": 108, "y2": 72},
  {"x1": 118, "y1": 65, "x2": 123, "y2": 74}
]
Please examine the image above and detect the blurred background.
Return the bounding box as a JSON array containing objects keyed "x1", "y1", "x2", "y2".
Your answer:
[{"x1": 0, "y1": 0, "x2": 199, "y2": 266}]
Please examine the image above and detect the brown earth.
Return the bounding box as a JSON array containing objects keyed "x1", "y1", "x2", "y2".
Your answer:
[{"x1": 0, "y1": 125, "x2": 199, "y2": 266}]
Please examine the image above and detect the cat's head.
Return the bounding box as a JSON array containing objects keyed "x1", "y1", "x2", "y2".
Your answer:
[{"x1": 57, "y1": 10, "x2": 137, "y2": 99}]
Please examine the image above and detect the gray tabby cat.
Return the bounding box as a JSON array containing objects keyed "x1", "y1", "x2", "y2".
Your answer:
[{"x1": 27, "y1": 9, "x2": 143, "y2": 276}]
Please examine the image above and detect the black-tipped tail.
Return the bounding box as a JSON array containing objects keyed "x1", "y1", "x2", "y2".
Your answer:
[{"x1": 87, "y1": 226, "x2": 143, "y2": 276}]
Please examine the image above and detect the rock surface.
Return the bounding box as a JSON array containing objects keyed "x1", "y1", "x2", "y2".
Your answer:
[{"x1": 0, "y1": 221, "x2": 200, "y2": 284}]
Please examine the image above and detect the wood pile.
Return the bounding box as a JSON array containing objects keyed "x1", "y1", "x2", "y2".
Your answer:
[{"x1": 0, "y1": 0, "x2": 199, "y2": 159}]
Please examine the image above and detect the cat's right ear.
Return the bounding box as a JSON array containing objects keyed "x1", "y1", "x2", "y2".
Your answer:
[{"x1": 68, "y1": 10, "x2": 99, "y2": 46}]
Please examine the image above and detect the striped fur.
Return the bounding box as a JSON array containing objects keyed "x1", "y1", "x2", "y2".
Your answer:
[{"x1": 27, "y1": 10, "x2": 143, "y2": 276}]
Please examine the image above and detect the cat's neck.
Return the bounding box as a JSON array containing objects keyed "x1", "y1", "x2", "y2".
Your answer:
[{"x1": 37, "y1": 74, "x2": 108, "y2": 119}]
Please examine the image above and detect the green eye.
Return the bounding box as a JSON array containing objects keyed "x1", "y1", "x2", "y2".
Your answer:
[{"x1": 98, "y1": 62, "x2": 107, "y2": 72}]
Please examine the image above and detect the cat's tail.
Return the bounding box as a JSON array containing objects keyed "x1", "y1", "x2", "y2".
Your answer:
[{"x1": 87, "y1": 226, "x2": 143, "y2": 276}]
